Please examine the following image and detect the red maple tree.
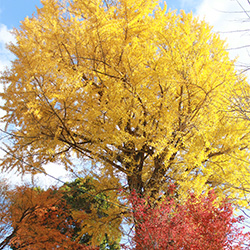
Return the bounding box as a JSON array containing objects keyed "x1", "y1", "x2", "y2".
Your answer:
[{"x1": 125, "y1": 189, "x2": 250, "y2": 250}]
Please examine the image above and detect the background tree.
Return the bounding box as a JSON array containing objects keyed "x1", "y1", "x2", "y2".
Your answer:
[
  {"x1": 1, "y1": 0, "x2": 250, "y2": 237},
  {"x1": 0, "y1": 185, "x2": 86, "y2": 250},
  {"x1": 0, "y1": 180, "x2": 12, "y2": 250},
  {"x1": 60, "y1": 177, "x2": 122, "y2": 249},
  {"x1": 0, "y1": 178, "x2": 121, "y2": 250},
  {"x1": 125, "y1": 189, "x2": 250, "y2": 250},
  {"x1": 1, "y1": 182, "x2": 249, "y2": 249}
]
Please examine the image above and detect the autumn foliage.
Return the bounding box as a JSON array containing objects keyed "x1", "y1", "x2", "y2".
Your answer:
[
  {"x1": 0, "y1": 182, "x2": 250, "y2": 250},
  {"x1": 126, "y1": 189, "x2": 250, "y2": 250},
  {"x1": 1, "y1": 0, "x2": 250, "y2": 248},
  {"x1": 1, "y1": 0, "x2": 250, "y2": 207},
  {"x1": 0, "y1": 185, "x2": 99, "y2": 250}
]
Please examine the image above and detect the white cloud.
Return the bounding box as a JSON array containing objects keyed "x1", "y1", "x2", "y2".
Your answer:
[
  {"x1": 28, "y1": 163, "x2": 72, "y2": 188},
  {"x1": 1, "y1": 162, "x2": 72, "y2": 189},
  {"x1": 0, "y1": 24, "x2": 14, "y2": 45},
  {"x1": 196, "y1": 0, "x2": 250, "y2": 77},
  {"x1": 0, "y1": 24, "x2": 15, "y2": 71}
]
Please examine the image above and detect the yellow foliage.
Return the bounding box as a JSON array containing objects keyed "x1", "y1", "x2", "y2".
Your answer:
[{"x1": 1, "y1": 0, "x2": 250, "y2": 207}]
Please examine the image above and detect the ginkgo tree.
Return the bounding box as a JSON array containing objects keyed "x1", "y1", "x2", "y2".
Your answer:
[{"x1": 1, "y1": 0, "x2": 250, "y2": 207}]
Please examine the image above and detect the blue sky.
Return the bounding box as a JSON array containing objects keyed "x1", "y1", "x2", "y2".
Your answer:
[
  {"x1": 0, "y1": 0, "x2": 202, "y2": 29},
  {"x1": 0, "y1": 0, "x2": 42, "y2": 29}
]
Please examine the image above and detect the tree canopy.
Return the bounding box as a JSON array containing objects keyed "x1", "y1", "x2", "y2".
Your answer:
[
  {"x1": 60, "y1": 177, "x2": 122, "y2": 248},
  {"x1": 1, "y1": 181, "x2": 249, "y2": 249},
  {"x1": 1, "y1": 0, "x2": 250, "y2": 206},
  {"x1": 0, "y1": 185, "x2": 83, "y2": 250},
  {"x1": 126, "y1": 189, "x2": 250, "y2": 249},
  {"x1": 0, "y1": 178, "x2": 121, "y2": 249}
]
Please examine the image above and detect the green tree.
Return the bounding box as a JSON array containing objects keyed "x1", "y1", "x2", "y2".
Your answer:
[{"x1": 60, "y1": 177, "x2": 121, "y2": 249}]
